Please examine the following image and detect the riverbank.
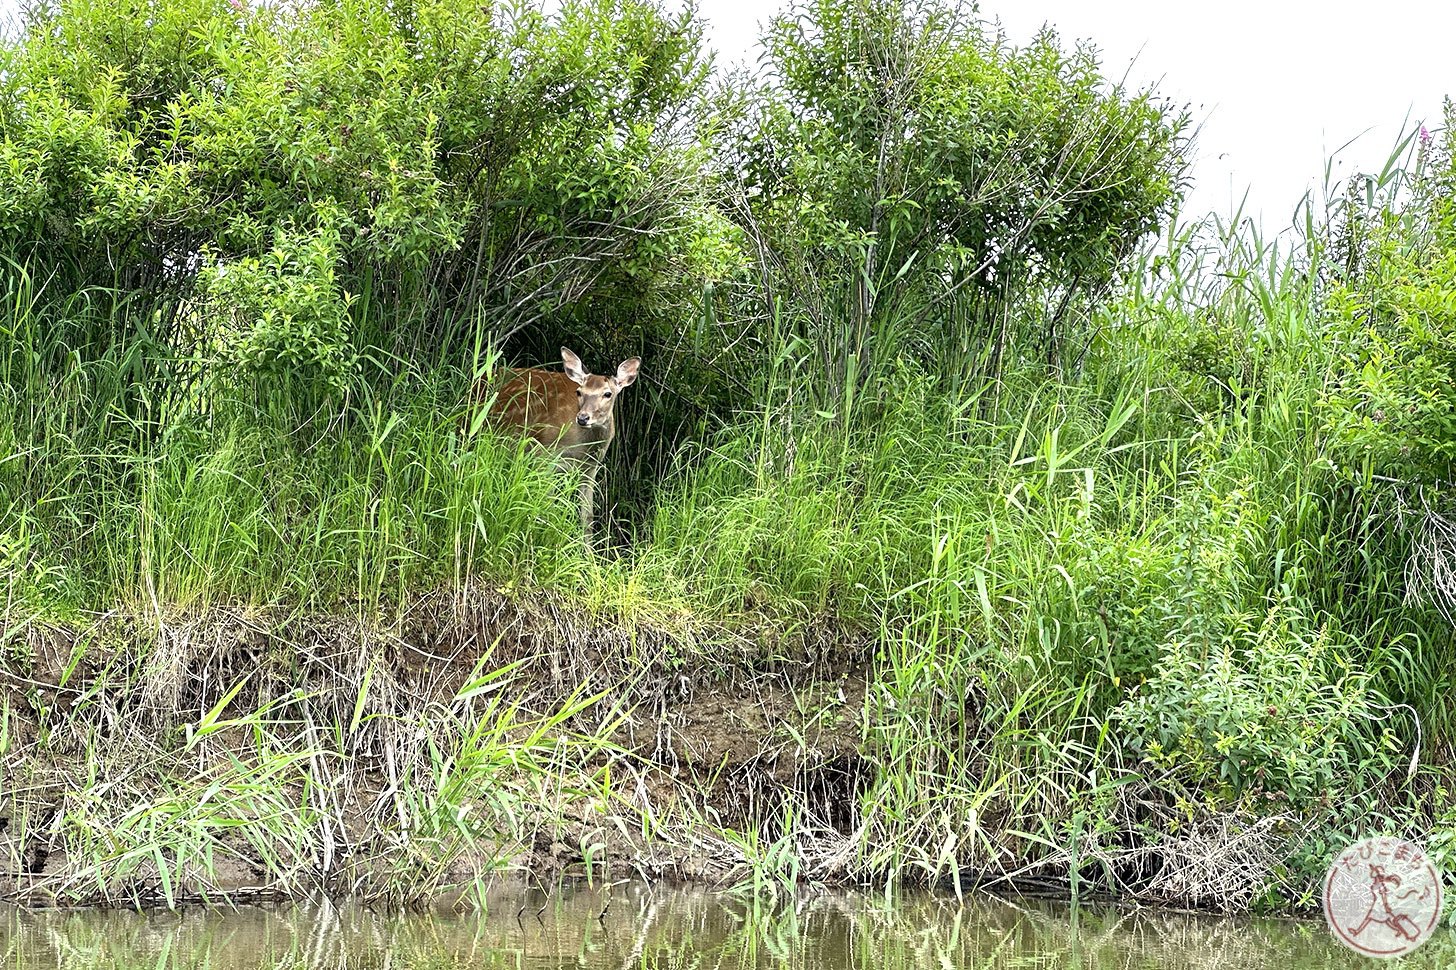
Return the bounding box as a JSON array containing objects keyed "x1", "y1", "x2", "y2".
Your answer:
[
  {"x1": 3, "y1": 0, "x2": 1455, "y2": 924},
  {"x1": 0, "y1": 587, "x2": 1430, "y2": 914},
  {"x1": 0, "y1": 587, "x2": 852, "y2": 903}
]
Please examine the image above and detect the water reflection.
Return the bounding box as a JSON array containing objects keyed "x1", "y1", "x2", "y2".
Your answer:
[{"x1": 3, "y1": 882, "x2": 1453, "y2": 969}]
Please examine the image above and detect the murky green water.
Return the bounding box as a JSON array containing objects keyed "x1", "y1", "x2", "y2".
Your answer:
[{"x1": 2, "y1": 882, "x2": 1453, "y2": 969}]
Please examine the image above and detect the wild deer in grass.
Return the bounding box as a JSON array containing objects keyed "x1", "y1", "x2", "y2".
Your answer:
[{"x1": 484, "y1": 347, "x2": 641, "y2": 545}]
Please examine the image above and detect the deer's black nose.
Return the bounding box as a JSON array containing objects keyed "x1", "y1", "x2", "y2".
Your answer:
[{"x1": 577, "y1": 414, "x2": 590, "y2": 426}]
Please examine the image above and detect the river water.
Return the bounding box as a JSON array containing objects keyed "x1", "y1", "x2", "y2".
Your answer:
[{"x1": 3, "y1": 881, "x2": 1452, "y2": 968}]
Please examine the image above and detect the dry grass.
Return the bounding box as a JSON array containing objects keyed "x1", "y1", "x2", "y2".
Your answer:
[{"x1": 2, "y1": 583, "x2": 1307, "y2": 914}]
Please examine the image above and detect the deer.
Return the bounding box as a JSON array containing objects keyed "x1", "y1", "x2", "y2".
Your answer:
[{"x1": 482, "y1": 347, "x2": 641, "y2": 546}]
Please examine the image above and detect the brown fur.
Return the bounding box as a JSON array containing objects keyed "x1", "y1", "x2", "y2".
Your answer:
[{"x1": 479, "y1": 347, "x2": 641, "y2": 543}]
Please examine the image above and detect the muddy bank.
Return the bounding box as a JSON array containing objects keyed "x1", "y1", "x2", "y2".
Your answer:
[
  {"x1": 0, "y1": 588, "x2": 1292, "y2": 911},
  {"x1": 0, "y1": 587, "x2": 876, "y2": 903}
]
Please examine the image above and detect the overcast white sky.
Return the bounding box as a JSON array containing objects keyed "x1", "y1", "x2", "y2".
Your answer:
[{"x1": 2, "y1": 0, "x2": 1449, "y2": 231}]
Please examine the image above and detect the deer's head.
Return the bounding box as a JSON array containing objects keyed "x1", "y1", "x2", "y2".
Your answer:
[{"x1": 562, "y1": 347, "x2": 640, "y2": 429}]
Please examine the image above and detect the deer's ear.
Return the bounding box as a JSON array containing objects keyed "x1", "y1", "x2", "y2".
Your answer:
[
  {"x1": 561, "y1": 347, "x2": 588, "y2": 384},
  {"x1": 615, "y1": 357, "x2": 641, "y2": 388}
]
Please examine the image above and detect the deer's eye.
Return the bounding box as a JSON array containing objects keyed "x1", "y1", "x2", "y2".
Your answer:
[{"x1": 604, "y1": 391, "x2": 612, "y2": 399}]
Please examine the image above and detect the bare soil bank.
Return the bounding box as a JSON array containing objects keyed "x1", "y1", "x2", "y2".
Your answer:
[
  {"x1": 0, "y1": 587, "x2": 879, "y2": 902},
  {"x1": 0, "y1": 587, "x2": 1284, "y2": 910}
]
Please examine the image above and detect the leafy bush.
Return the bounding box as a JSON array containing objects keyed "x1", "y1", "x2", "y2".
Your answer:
[
  {"x1": 0, "y1": 0, "x2": 736, "y2": 407},
  {"x1": 1324, "y1": 108, "x2": 1456, "y2": 486},
  {"x1": 1325, "y1": 252, "x2": 1456, "y2": 486},
  {"x1": 1114, "y1": 604, "x2": 1396, "y2": 811},
  {"x1": 202, "y1": 225, "x2": 357, "y2": 392},
  {"x1": 731, "y1": 0, "x2": 1187, "y2": 403}
]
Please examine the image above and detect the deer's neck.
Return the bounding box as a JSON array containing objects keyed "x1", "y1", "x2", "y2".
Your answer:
[{"x1": 561, "y1": 418, "x2": 613, "y2": 461}]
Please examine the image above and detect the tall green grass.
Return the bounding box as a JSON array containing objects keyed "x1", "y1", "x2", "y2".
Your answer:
[{"x1": 1, "y1": 196, "x2": 1452, "y2": 910}]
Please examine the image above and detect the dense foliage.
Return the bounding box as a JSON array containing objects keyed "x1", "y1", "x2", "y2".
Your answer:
[
  {"x1": 734, "y1": 0, "x2": 1184, "y2": 402},
  {"x1": 0, "y1": 0, "x2": 730, "y2": 408},
  {"x1": 0, "y1": 0, "x2": 1452, "y2": 918},
  {"x1": 1325, "y1": 118, "x2": 1456, "y2": 488}
]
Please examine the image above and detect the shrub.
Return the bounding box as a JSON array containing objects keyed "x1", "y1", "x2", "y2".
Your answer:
[
  {"x1": 1114, "y1": 604, "x2": 1396, "y2": 811},
  {"x1": 1324, "y1": 106, "x2": 1456, "y2": 487},
  {"x1": 202, "y1": 225, "x2": 357, "y2": 393},
  {"x1": 0, "y1": 0, "x2": 737, "y2": 411},
  {"x1": 730, "y1": 0, "x2": 1188, "y2": 404}
]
